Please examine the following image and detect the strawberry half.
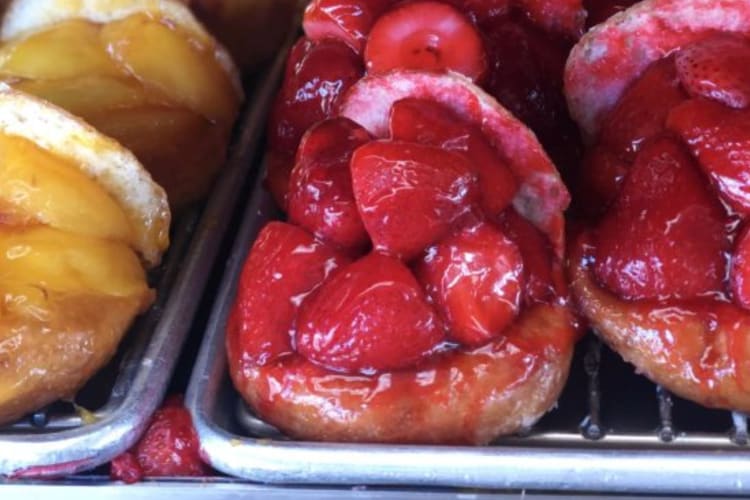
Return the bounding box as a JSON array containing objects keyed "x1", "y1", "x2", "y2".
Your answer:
[
  {"x1": 675, "y1": 35, "x2": 750, "y2": 110},
  {"x1": 498, "y1": 207, "x2": 559, "y2": 305},
  {"x1": 364, "y1": 1, "x2": 487, "y2": 82},
  {"x1": 416, "y1": 221, "x2": 524, "y2": 347},
  {"x1": 226, "y1": 222, "x2": 349, "y2": 369},
  {"x1": 295, "y1": 252, "x2": 445, "y2": 374},
  {"x1": 667, "y1": 98, "x2": 750, "y2": 215},
  {"x1": 266, "y1": 38, "x2": 363, "y2": 207},
  {"x1": 593, "y1": 137, "x2": 729, "y2": 301},
  {"x1": 288, "y1": 118, "x2": 372, "y2": 252},
  {"x1": 339, "y1": 71, "x2": 570, "y2": 257},
  {"x1": 110, "y1": 396, "x2": 208, "y2": 483},
  {"x1": 350, "y1": 140, "x2": 479, "y2": 261},
  {"x1": 389, "y1": 98, "x2": 518, "y2": 217},
  {"x1": 598, "y1": 56, "x2": 687, "y2": 161},
  {"x1": 303, "y1": 0, "x2": 392, "y2": 55}
]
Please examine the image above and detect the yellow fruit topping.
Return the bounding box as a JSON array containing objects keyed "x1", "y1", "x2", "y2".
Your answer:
[
  {"x1": 0, "y1": 132, "x2": 134, "y2": 243},
  {"x1": 0, "y1": 14, "x2": 241, "y2": 209}
]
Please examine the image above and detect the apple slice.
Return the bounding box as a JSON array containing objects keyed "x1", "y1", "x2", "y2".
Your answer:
[
  {"x1": 100, "y1": 14, "x2": 238, "y2": 124},
  {"x1": 0, "y1": 19, "x2": 121, "y2": 80}
]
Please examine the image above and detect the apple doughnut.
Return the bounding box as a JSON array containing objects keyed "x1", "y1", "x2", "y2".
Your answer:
[
  {"x1": 566, "y1": 0, "x2": 750, "y2": 411},
  {"x1": 0, "y1": 0, "x2": 243, "y2": 210},
  {"x1": 227, "y1": 72, "x2": 576, "y2": 444},
  {"x1": 0, "y1": 85, "x2": 169, "y2": 425}
]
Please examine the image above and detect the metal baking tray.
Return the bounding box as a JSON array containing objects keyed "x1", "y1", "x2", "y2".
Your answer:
[
  {"x1": 186, "y1": 52, "x2": 750, "y2": 496},
  {"x1": 0, "y1": 61, "x2": 271, "y2": 478}
]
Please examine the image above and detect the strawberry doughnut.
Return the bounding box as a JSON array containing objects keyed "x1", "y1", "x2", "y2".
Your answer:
[
  {"x1": 228, "y1": 72, "x2": 576, "y2": 444},
  {"x1": 567, "y1": 0, "x2": 750, "y2": 411}
]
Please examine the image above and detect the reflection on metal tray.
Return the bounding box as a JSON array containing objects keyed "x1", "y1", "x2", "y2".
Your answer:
[
  {"x1": 186, "y1": 62, "x2": 750, "y2": 495},
  {"x1": 0, "y1": 65, "x2": 272, "y2": 477}
]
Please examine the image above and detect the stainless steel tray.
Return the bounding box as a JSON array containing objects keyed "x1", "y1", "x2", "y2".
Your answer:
[
  {"x1": 186, "y1": 49, "x2": 750, "y2": 495},
  {"x1": 0, "y1": 69, "x2": 267, "y2": 478}
]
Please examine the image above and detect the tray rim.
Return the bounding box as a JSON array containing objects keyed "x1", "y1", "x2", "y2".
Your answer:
[{"x1": 0, "y1": 66, "x2": 266, "y2": 478}]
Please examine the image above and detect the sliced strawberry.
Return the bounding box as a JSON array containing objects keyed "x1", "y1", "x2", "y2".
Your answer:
[
  {"x1": 350, "y1": 140, "x2": 479, "y2": 261},
  {"x1": 226, "y1": 222, "x2": 349, "y2": 368},
  {"x1": 675, "y1": 35, "x2": 750, "y2": 110},
  {"x1": 111, "y1": 396, "x2": 209, "y2": 482},
  {"x1": 415, "y1": 221, "x2": 524, "y2": 347},
  {"x1": 288, "y1": 118, "x2": 372, "y2": 252},
  {"x1": 731, "y1": 223, "x2": 750, "y2": 310},
  {"x1": 364, "y1": 1, "x2": 487, "y2": 82},
  {"x1": 498, "y1": 207, "x2": 559, "y2": 304},
  {"x1": 599, "y1": 56, "x2": 687, "y2": 161},
  {"x1": 515, "y1": 0, "x2": 585, "y2": 38},
  {"x1": 266, "y1": 37, "x2": 363, "y2": 161},
  {"x1": 339, "y1": 71, "x2": 570, "y2": 256},
  {"x1": 460, "y1": 0, "x2": 511, "y2": 22},
  {"x1": 303, "y1": 0, "x2": 392, "y2": 55},
  {"x1": 573, "y1": 144, "x2": 629, "y2": 216},
  {"x1": 295, "y1": 253, "x2": 445, "y2": 374},
  {"x1": 593, "y1": 137, "x2": 729, "y2": 301},
  {"x1": 667, "y1": 98, "x2": 750, "y2": 215},
  {"x1": 389, "y1": 98, "x2": 517, "y2": 216}
]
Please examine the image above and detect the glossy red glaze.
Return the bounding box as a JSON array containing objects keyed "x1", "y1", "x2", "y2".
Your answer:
[
  {"x1": 593, "y1": 137, "x2": 730, "y2": 301},
  {"x1": 389, "y1": 98, "x2": 518, "y2": 217},
  {"x1": 303, "y1": 0, "x2": 393, "y2": 55},
  {"x1": 288, "y1": 118, "x2": 372, "y2": 252},
  {"x1": 731, "y1": 224, "x2": 750, "y2": 310},
  {"x1": 574, "y1": 144, "x2": 628, "y2": 216},
  {"x1": 110, "y1": 396, "x2": 209, "y2": 481},
  {"x1": 226, "y1": 222, "x2": 349, "y2": 368},
  {"x1": 350, "y1": 140, "x2": 479, "y2": 261},
  {"x1": 339, "y1": 71, "x2": 570, "y2": 257},
  {"x1": 364, "y1": 1, "x2": 487, "y2": 82},
  {"x1": 266, "y1": 37, "x2": 363, "y2": 206},
  {"x1": 498, "y1": 207, "x2": 561, "y2": 306},
  {"x1": 416, "y1": 221, "x2": 523, "y2": 347},
  {"x1": 675, "y1": 34, "x2": 750, "y2": 110},
  {"x1": 296, "y1": 253, "x2": 446, "y2": 374},
  {"x1": 231, "y1": 302, "x2": 575, "y2": 444},
  {"x1": 668, "y1": 98, "x2": 750, "y2": 216},
  {"x1": 599, "y1": 56, "x2": 687, "y2": 162}
]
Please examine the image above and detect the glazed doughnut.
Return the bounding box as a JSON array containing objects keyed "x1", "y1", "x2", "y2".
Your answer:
[{"x1": 227, "y1": 71, "x2": 576, "y2": 444}]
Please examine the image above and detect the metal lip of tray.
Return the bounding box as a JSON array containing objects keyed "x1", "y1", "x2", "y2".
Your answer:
[
  {"x1": 0, "y1": 64, "x2": 269, "y2": 478},
  {"x1": 186, "y1": 38, "x2": 750, "y2": 498}
]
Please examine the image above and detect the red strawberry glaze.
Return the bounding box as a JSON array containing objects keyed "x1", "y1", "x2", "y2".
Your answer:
[
  {"x1": 288, "y1": 118, "x2": 372, "y2": 252},
  {"x1": 416, "y1": 220, "x2": 524, "y2": 347},
  {"x1": 340, "y1": 71, "x2": 570, "y2": 258},
  {"x1": 303, "y1": 0, "x2": 393, "y2": 55},
  {"x1": 350, "y1": 140, "x2": 480, "y2": 261},
  {"x1": 296, "y1": 253, "x2": 446, "y2": 373},
  {"x1": 569, "y1": 4, "x2": 750, "y2": 412},
  {"x1": 389, "y1": 98, "x2": 518, "y2": 217},
  {"x1": 265, "y1": 38, "x2": 363, "y2": 208}
]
